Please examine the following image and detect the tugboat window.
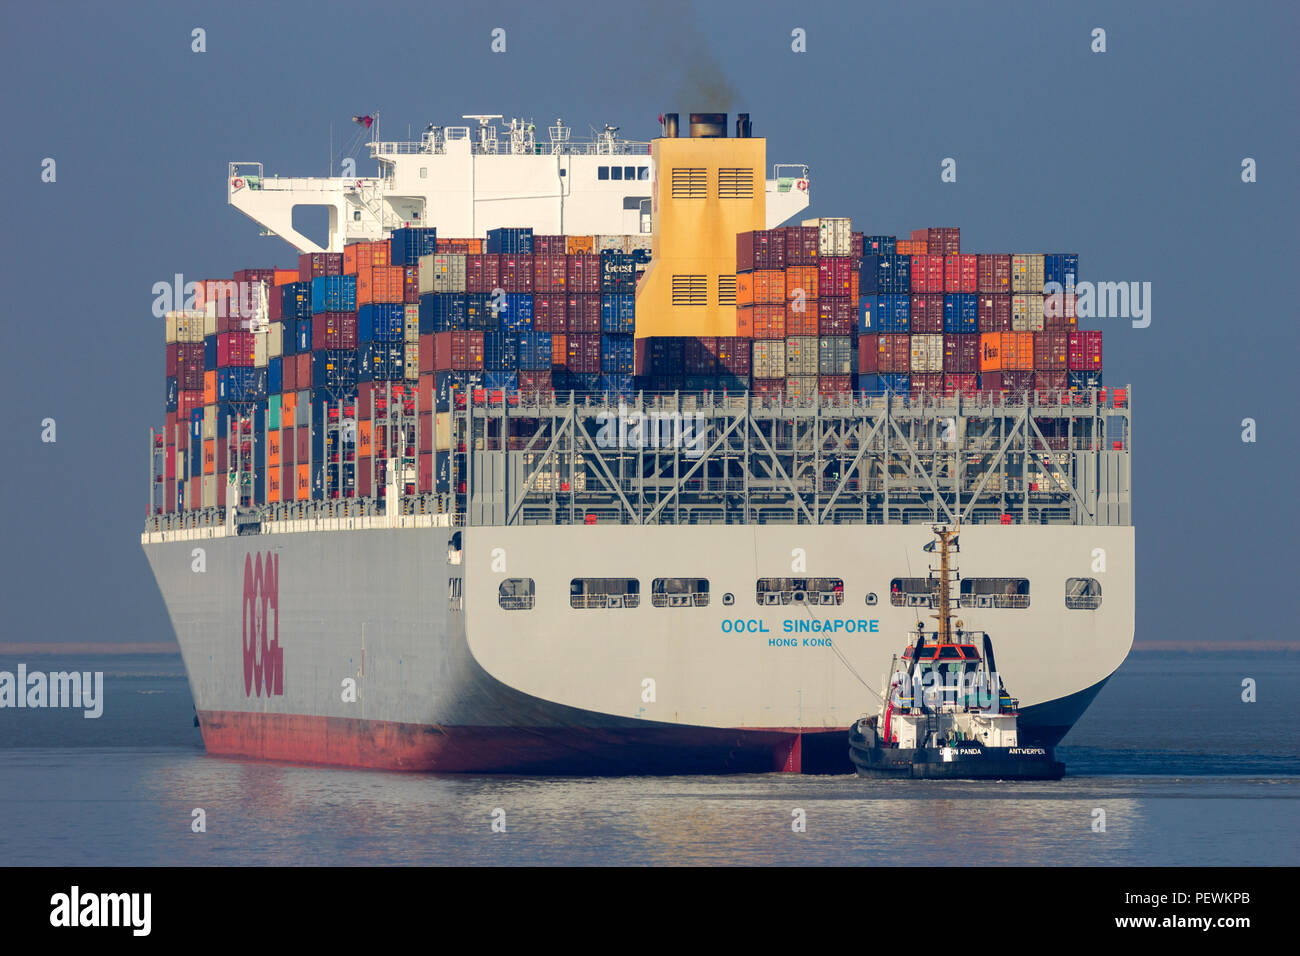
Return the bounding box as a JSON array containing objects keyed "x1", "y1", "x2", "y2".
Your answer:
[
  {"x1": 498, "y1": 578, "x2": 535, "y2": 610},
  {"x1": 755, "y1": 577, "x2": 844, "y2": 606},
  {"x1": 570, "y1": 577, "x2": 640, "y2": 609},
  {"x1": 652, "y1": 578, "x2": 710, "y2": 608},
  {"x1": 960, "y1": 577, "x2": 1030, "y2": 609},
  {"x1": 1065, "y1": 577, "x2": 1102, "y2": 610}
]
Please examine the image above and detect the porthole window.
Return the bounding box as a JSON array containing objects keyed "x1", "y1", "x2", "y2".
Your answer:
[
  {"x1": 722, "y1": 592, "x2": 735, "y2": 606},
  {"x1": 1065, "y1": 577, "x2": 1102, "y2": 610},
  {"x1": 865, "y1": 592, "x2": 878, "y2": 606},
  {"x1": 498, "y1": 578, "x2": 535, "y2": 610}
]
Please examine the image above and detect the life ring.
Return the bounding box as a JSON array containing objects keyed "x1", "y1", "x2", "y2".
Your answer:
[
  {"x1": 231, "y1": 177, "x2": 244, "y2": 189},
  {"x1": 796, "y1": 179, "x2": 809, "y2": 191}
]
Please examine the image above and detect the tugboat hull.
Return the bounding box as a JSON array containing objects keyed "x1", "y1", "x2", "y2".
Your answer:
[{"x1": 849, "y1": 736, "x2": 1065, "y2": 780}]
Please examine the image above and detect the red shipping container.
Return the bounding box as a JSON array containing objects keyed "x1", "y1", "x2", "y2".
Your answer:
[
  {"x1": 751, "y1": 378, "x2": 785, "y2": 399},
  {"x1": 566, "y1": 254, "x2": 601, "y2": 294},
  {"x1": 978, "y1": 294, "x2": 1012, "y2": 332},
  {"x1": 943, "y1": 333, "x2": 979, "y2": 373},
  {"x1": 819, "y1": 375, "x2": 852, "y2": 398},
  {"x1": 737, "y1": 230, "x2": 786, "y2": 272},
  {"x1": 518, "y1": 369, "x2": 553, "y2": 394},
  {"x1": 911, "y1": 255, "x2": 945, "y2": 293},
  {"x1": 533, "y1": 235, "x2": 567, "y2": 255},
  {"x1": 419, "y1": 333, "x2": 435, "y2": 374},
  {"x1": 566, "y1": 293, "x2": 601, "y2": 334},
  {"x1": 910, "y1": 293, "x2": 945, "y2": 333},
  {"x1": 566, "y1": 334, "x2": 602, "y2": 373},
  {"x1": 217, "y1": 331, "x2": 255, "y2": 367},
  {"x1": 1068, "y1": 331, "x2": 1102, "y2": 370},
  {"x1": 910, "y1": 373, "x2": 943, "y2": 397},
  {"x1": 312, "y1": 312, "x2": 358, "y2": 351},
  {"x1": 943, "y1": 254, "x2": 978, "y2": 293},
  {"x1": 499, "y1": 255, "x2": 534, "y2": 293},
  {"x1": 878, "y1": 334, "x2": 911, "y2": 372},
  {"x1": 177, "y1": 389, "x2": 204, "y2": 421},
  {"x1": 850, "y1": 233, "x2": 864, "y2": 261},
  {"x1": 268, "y1": 288, "x2": 283, "y2": 321},
  {"x1": 466, "y1": 254, "x2": 502, "y2": 293},
  {"x1": 780, "y1": 226, "x2": 819, "y2": 266},
  {"x1": 165, "y1": 342, "x2": 179, "y2": 377},
  {"x1": 283, "y1": 353, "x2": 298, "y2": 391},
  {"x1": 685, "y1": 337, "x2": 718, "y2": 374},
  {"x1": 551, "y1": 334, "x2": 567, "y2": 367},
  {"x1": 817, "y1": 298, "x2": 854, "y2": 336},
  {"x1": 977, "y1": 254, "x2": 1011, "y2": 294},
  {"x1": 298, "y1": 252, "x2": 342, "y2": 282},
  {"x1": 295, "y1": 424, "x2": 310, "y2": 462},
  {"x1": 716, "y1": 336, "x2": 751, "y2": 376},
  {"x1": 1034, "y1": 331, "x2": 1069, "y2": 371},
  {"x1": 295, "y1": 353, "x2": 311, "y2": 387},
  {"x1": 943, "y1": 373, "x2": 978, "y2": 396},
  {"x1": 746, "y1": 304, "x2": 785, "y2": 339},
  {"x1": 533, "y1": 294, "x2": 568, "y2": 332},
  {"x1": 1043, "y1": 292, "x2": 1078, "y2": 329},
  {"x1": 1035, "y1": 370, "x2": 1068, "y2": 393},
  {"x1": 911, "y1": 227, "x2": 960, "y2": 256},
  {"x1": 817, "y1": 257, "x2": 855, "y2": 297},
  {"x1": 533, "y1": 254, "x2": 568, "y2": 293},
  {"x1": 434, "y1": 331, "x2": 485, "y2": 371},
  {"x1": 858, "y1": 334, "x2": 879, "y2": 374},
  {"x1": 402, "y1": 265, "x2": 420, "y2": 304}
]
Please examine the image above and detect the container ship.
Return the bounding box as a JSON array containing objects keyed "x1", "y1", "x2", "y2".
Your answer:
[{"x1": 142, "y1": 112, "x2": 1132, "y2": 773}]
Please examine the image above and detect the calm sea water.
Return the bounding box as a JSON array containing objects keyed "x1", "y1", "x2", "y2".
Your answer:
[{"x1": 0, "y1": 652, "x2": 1296, "y2": 866}]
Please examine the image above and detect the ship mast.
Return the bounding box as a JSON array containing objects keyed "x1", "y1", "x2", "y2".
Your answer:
[{"x1": 929, "y1": 523, "x2": 960, "y2": 646}]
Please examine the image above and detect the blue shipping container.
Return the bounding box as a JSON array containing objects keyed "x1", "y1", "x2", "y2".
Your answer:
[
  {"x1": 600, "y1": 374, "x2": 634, "y2": 398},
  {"x1": 863, "y1": 235, "x2": 897, "y2": 256},
  {"x1": 165, "y1": 376, "x2": 178, "y2": 412},
  {"x1": 295, "y1": 317, "x2": 312, "y2": 353},
  {"x1": 600, "y1": 333, "x2": 635, "y2": 374},
  {"x1": 485, "y1": 227, "x2": 534, "y2": 255},
  {"x1": 311, "y1": 276, "x2": 356, "y2": 314},
  {"x1": 268, "y1": 357, "x2": 282, "y2": 395},
  {"x1": 281, "y1": 282, "x2": 311, "y2": 321},
  {"x1": 499, "y1": 292, "x2": 534, "y2": 332},
  {"x1": 358, "y1": 303, "x2": 404, "y2": 342},
  {"x1": 358, "y1": 342, "x2": 405, "y2": 382},
  {"x1": 311, "y1": 349, "x2": 359, "y2": 391},
  {"x1": 860, "y1": 254, "x2": 912, "y2": 294},
  {"x1": 880, "y1": 373, "x2": 910, "y2": 395},
  {"x1": 943, "y1": 294, "x2": 978, "y2": 334},
  {"x1": 1044, "y1": 254, "x2": 1080, "y2": 289},
  {"x1": 483, "y1": 331, "x2": 519, "y2": 371},
  {"x1": 600, "y1": 294, "x2": 635, "y2": 333},
  {"x1": 420, "y1": 293, "x2": 467, "y2": 333},
  {"x1": 484, "y1": 371, "x2": 519, "y2": 391},
  {"x1": 389, "y1": 227, "x2": 438, "y2": 266},
  {"x1": 280, "y1": 318, "x2": 296, "y2": 356},
  {"x1": 517, "y1": 331, "x2": 553, "y2": 370},
  {"x1": 204, "y1": 335, "x2": 217, "y2": 370},
  {"x1": 216, "y1": 367, "x2": 268, "y2": 402},
  {"x1": 466, "y1": 292, "x2": 495, "y2": 330},
  {"x1": 600, "y1": 252, "x2": 636, "y2": 294}
]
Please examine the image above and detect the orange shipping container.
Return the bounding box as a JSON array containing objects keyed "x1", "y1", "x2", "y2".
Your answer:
[
  {"x1": 783, "y1": 266, "x2": 819, "y2": 303},
  {"x1": 273, "y1": 268, "x2": 299, "y2": 286},
  {"x1": 343, "y1": 240, "x2": 390, "y2": 275},
  {"x1": 189, "y1": 475, "x2": 202, "y2": 510},
  {"x1": 280, "y1": 392, "x2": 297, "y2": 427},
  {"x1": 357, "y1": 265, "x2": 405, "y2": 304},
  {"x1": 566, "y1": 235, "x2": 595, "y2": 255},
  {"x1": 203, "y1": 370, "x2": 217, "y2": 405},
  {"x1": 359, "y1": 420, "x2": 373, "y2": 458},
  {"x1": 296, "y1": 464, "x2": 310, "y2": 501},
  {"x1": 740, "y1": 304, "x2": 784, "y2": 339},
  {"x1": 267, "y1": 466, "x2": 282, "y2": 503},
  {"x1": 979, "y1": 332, "x2": 1034, "y2": 371},
  {"x1": 203, "y1": 439, "x2": 215, "y2": 475},
  {"x1": 896, "y1": 240, "x2": 927, "y2": 256},
  {"x1": 785, "y1": 299, "x2": 818, "y2": 336},
  {"x1": 736, "y1": 270, "x2": 785, "y2": 306},
  {"x1": 268, "y1": 430, "x2": 281, "y2": 468}
]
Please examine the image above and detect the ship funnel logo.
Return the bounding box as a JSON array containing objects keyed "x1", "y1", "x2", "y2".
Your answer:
[{"x1": 242, "y1": 552, "x2": 283, "y2": 697}]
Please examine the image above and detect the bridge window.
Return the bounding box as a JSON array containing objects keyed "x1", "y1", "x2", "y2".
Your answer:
[
  {"x1": 890, "y1": 577, "x2": 936, "y2": 607},
  {"x1": 756, "y1": 577, "x2": 844, "y2": 606},
  {"x1": 571, "y1": 577, "x2": 640, "y2": 609},
  {"x1": 598, "y1": 166, "x2": 609, "y2": 180},
  {"x1": 1065, "y1": 577, "x2": 1102, "y2": 610},
  {"x1": 637, "y1": 166, "x2": 650, "y2": 181},
  {"x1": 610, "y1": 166, "x2": 623, "y2": 180},
  {"x1": 419, "y1": 168, "x2": 428, "y2": 178},
  {"x1": 498, "y1": 578, "x2": 535, "y2": 610},
  {"x1": 961, "y1": 577, "x2": 1030, "y2": 609},
  {"x1": 652, "y1": 578, "x2": 710, "y2": 608}
]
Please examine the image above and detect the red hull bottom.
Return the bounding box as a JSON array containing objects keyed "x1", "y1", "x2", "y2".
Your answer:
[{"x1": 198, "y1": 710, "x2": 853, "y2": 774}]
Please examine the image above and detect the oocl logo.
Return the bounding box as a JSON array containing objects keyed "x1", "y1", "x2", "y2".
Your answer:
[{"x1": 242, "y1": 552, "x2": 283, "y2": 697}]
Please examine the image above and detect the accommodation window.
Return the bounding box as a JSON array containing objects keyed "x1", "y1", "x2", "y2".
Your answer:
[
  {"x1": 598, "y1": 166, "x2": 609, "y2": 180},
  {"x1": 652, "y1": 578, "x2": 709, "y2": 608},
  {"x1": 498, "y1": 578, "x2": 535, "y2": 610},
  {"x1": 889, "y1": 577, "x2": 936, "y2": 607},
  {"x1": 419, "y1": 168, "x2": 428, "y2": 178},
  {"x1": 637, "y1": 166, "x2": 650, "y2": 181},
  {"x1": 623, "y1": 166, "x2": 635, "y2": 180},
  {"x1": 571, "y1": 577, "x2": 640, "y2": 609},
  {"x1": 610, "y1": 166, "x2": 623, "y2": 180},
  {"x1": 961, "y1": 577, "x2": 1030, "y2": 609},
  {"x1": 756, "y1": 577, "x2": 844, "y2": 606},
  {"x1": 1065, "y1": 577, "x2": 1102, "y2": 610},
  {"x1": 672, "y1": 275, "x2": 707, "y2": 306}
]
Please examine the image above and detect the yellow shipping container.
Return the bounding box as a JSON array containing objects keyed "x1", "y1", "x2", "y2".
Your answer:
[{"x1": 566, "y1": 235, "x2": 595, "y2": 255}]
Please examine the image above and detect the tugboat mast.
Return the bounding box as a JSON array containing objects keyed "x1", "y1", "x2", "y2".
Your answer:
[{"x1": 930, "y1": 523, "x2": 960, "y2": 647}]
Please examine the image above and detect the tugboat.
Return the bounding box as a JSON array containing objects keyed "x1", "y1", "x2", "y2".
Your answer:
[{"x1": 849, "y1": 524, "x2": 1065, "y2": 780}]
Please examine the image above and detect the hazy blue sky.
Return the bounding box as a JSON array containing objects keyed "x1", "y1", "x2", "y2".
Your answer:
[{"x1": 0, "y1": 0, "x2": 1295, "y2": 646}]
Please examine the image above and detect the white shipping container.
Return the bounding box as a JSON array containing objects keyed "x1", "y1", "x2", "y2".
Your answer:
[
  {"x1": 170, "y1": 311, "x2": 205, "y2": 343},
  {"x1": 1011, "y1": 254, "x2": 1045, "y2": 294},
  {"x1": 818, "y1": 336, "x2": 853, "y2": 375},
  {"x1": 253, "y1": 332, "x2": 268, "y2": 368},
  {"x1": 785, "y1": 335, "x2": 819, "y2": 376},
  {"x1": 203, "y1": 308, "x2": 217, "y2": 337},
  {"x1": 267, "y1": 323, "x2": 283, "y2": 359},
  {"x1": 752, "y1": 340, "x2": 786, "y2": 379},
  {"x1": 594, "y1": 235, "x2": 629, "y2": 253},
  {"x1": 404, "y1": 348, "x2": 419, "y2": 381},
  {"x1": 625, "y1": 235, "x2": 652, "y2": 254},
  {"x1": 803, "y1": 217, "x2": 853, "y2": 257},
  {"x1": 786, "y1": 375, "x2": 817, "y2": 403},
  {"x1": 434, "y1": 411, "x2": 452, "y2": 451},
  {"x1": 202, "y1": 475, "x2": 216, "y2": 505},
  {"x1": 165, "y1": 312, "x2": 177, "y2": 344},
  {"x1": 418, "y1": 253, "x2": 466, "y2": 294},
  {"x1": 404, "y1": 305, "x2": 420, "y2": 344},
  {"x1": 909, "y1": 334, "x2": 944, "y2": 372},
  {"x1": 1011, "y1": 294, "x2": 1045, "y2": 331},
  {"x1": 203, "y1": 405, "x2": 216, "y2": 441}
]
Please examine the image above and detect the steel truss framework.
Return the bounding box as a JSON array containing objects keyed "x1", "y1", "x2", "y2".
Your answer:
[{"x1": 453, "y1": 388, "x2": 1132, "y2": 528}]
